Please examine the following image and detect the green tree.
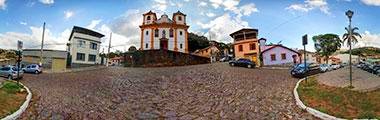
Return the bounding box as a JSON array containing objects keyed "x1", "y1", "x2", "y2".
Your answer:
[
  {"x1": 342, "y1": 27, "x2": 362, "y2": 47},
  {"x1": 313, "y1": 34, "x2": 342, "y2": 64},
  {"x1": 188, "y1": 33, "x2": 209, "y2": 52}
]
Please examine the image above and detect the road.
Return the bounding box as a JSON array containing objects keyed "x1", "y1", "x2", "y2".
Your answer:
[{"x1": 19, "y1": 63, "x2": 314, "y2": 119}]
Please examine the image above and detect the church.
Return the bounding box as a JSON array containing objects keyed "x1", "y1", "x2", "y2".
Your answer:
[{"x1": 139, "y1": 11, "x2": 190, "y2": 53}]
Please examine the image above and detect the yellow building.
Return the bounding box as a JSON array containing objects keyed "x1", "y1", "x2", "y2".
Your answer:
[
  {"x1": 22, "y1": 49, "x2": 67, "y2": 72},
  {"x1": 230, "y1": 28, "x2": 260, "y2": 65}
]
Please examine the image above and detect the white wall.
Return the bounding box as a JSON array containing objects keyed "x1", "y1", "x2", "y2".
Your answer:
[
  {"x1": 69, "y1": 32, "x2": 101, "y2": 64},
  {"x1": 262, "y1": 47, "x2": 299, "y2": 66},
  {"x1": 143, "y1": 29, "x2": 151, "y2": 49}
]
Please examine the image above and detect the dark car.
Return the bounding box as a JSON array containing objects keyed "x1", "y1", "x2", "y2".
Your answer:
[
  {"x1": 229, "y1": 58, "x2": 256, "y2": 68},
  {"x1": 291, "y1": 63, "x2": 320, "y2": 78}
]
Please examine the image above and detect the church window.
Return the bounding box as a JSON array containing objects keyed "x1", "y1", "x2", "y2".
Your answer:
[
  {"x1": 154, "y1": 29, "x2": 159, "y2": 37},
  {"x1": 169, "y1": 29, "x2": 174, "y2": 37},
  {"x1": 146, "y1": 43, "x2": 148, "y2": 48},
  {"x1": 147, "y1": 16, "x2": 151, "y2": 20},
  {"x1": 145, "y1": 31, "x2": 149, "y2": 35},
  {"x1": 178, "y1": 16, "x2": 182, "y2": 21},
  {"x1": 180, "y1": 44, "x2": 183, "y2": 49},
  {"x1": 180, "y1": 31, "x2": 183, "y2": 36}
]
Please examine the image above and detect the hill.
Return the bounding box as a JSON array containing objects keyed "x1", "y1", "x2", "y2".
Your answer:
[{"x1": 342, "y1": 47, "x2": 380, "y2": 57}]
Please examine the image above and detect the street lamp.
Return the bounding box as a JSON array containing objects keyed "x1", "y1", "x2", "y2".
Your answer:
[{"x1": 345, "y1": 10, "x2": 354, "y2": 87}]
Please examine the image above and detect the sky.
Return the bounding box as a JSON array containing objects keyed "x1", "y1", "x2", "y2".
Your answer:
[{"x1": 0, "y1": 0, "x2": 380, "y2": 52}]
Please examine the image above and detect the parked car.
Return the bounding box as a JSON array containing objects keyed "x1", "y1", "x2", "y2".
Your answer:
[
  {"x1": 23, "y1": 64, "x2": 43, "y2": 74},
  {"x1": 0, "y1": 65, "x2": 24, "y2": 80},
  {"x1": 330, "y1": 63, "x2": 341, "y2": 70},
  {"x1": 370, "y1": 65, "x2": 380, "y2": 75},
  {"x1": 229, "y1": 58, "x2": 256, "y2": 68},
  {"x1": 319, "y1": 64, "x2": 331, "y2": 72},
  {"x1": 291, "y1": 63, "x2": 320, "y2": 78}
]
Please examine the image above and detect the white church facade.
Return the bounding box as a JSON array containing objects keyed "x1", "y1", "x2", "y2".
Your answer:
[{"x1": 139, "y1": 11, "x2": 189, "y2": 53}]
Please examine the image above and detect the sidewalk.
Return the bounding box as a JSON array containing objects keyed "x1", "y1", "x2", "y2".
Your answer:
[
  {"x1": 317, "y1": 66, "x2": 380, "y2": 92},
  {"x1": 44, "y1": 66, "x2": 107, "y2": 74}
]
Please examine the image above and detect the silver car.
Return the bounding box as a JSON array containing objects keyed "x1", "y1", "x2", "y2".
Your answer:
[
  {"x1": 23, "y1": 64, "x2": 43, "y2": 74},
  {"x1": 0, "y1": 66, "x2": 24, "y2": 80}
]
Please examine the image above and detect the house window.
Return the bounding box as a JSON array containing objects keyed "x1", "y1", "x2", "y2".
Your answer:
[
  {"x1": 180, "y1": 31, "x2": 183, "y2": 36},
  {"x1": 271, "y1": 54, "x2": 276, "y2": 61},
  {"x1": 281, "y1": 53, "x2": 286, "y2": 60},
  {"x1": 76, "y1": 53, "x2": 85, "y2": 61},
  {"x1": 147, "y1": 16, "x2": 151, "y2": 20},
  {"x1": 88, "y1": 54, "x2": 96, "y2": 62},
  {"x1": 77, "y1": 40, "x2": 86, "y2": 48},
  {"x1": 238, "y1": 45, "x2": 243, "y2": 52},
  {"x1": 146, "y1": 31, "x2": 149, "y2": 35},
  {"x1": 178, "y1": 16, "x2": 182, "y2": 21},
  {"x1": 154, "y1": 29, "x2": 159, "y2": 37},
  {"x1": 180, "y1": 44, "x2": 183, "y2": 49},
  {"x1": 169, "y1": 29, "x2": 174, "y2": 37},
  {"x1": 145, "y1": 43, "x2": 148, "y2": 48},
  {"x1": 90, "y1": 43, "x2": 97, "y2": 50},
  {"x1": 249, "y1": 43, "x2": 256, "y2": 50}
]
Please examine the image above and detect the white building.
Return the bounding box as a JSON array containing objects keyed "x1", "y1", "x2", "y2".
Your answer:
[
  {"x1": 139, "y1": 11, "x2": 190, "y2": 53},
  {"x1": 67, "y1": 26, "x2": 105, "y2": 67}
]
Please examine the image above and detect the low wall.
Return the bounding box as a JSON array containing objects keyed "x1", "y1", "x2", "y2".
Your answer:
[{"x1": 123, "y1": 50, "x2": 210, "y2": 67}]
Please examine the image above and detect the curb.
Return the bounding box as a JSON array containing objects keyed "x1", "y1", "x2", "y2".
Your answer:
[
  {"x1": 294, "y1": 78, "x2": 346, "y2": 120},
  {"x1": 1, "y1": 81, "x2": 32, "y2": 120}
]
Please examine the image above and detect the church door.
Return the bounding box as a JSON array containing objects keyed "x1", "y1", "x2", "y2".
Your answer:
[{"x1": 160, "y1": 38, "x2": 168, "y2": 50}]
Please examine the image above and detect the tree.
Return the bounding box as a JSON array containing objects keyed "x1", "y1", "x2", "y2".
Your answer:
[
  {"x1": 188, "y1": 33, "x2": 209, "y2": 52},
  {"x1": 128, "y1": 46, "x2": 137, "y2": 52},
  {"x1": 313, "y1": 34, "x2": 342, "y2": 64},
  {"x1": 342, "y1": 27, "x2": 362, "y2": 47}
]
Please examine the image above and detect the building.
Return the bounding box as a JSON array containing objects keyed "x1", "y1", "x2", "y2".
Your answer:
[
  {"x1": 22, "y1": 49, "x2": 67, "y2": 72},
  {"x1": 259, "y1": 38, "x2": 300, "y2": 66},
  {"x1": 139, "y1": 11, "x2": 190, "y2": 53},
  {"x1": 192, "y1": 41, "x2": 221, "y2": 63},
  {"x1": 298, "y1": 50, "x2": 317, "y2": 63},
  {"x1": 230, "y1": 28, "x2": 260, "y2": 65},
  {"x1": 67, "y1": 26, "x2": 105, "y2": 67},
  {"x1": 109, "y1": 56, "x2": 124, "y2": 66}
]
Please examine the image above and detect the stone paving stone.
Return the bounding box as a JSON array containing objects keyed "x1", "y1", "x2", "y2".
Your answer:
[{"x1": 19, "y1": 63, "x2": 315, "y2": 119}]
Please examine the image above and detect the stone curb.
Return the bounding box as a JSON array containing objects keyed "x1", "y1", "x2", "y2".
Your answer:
[
  {"x1": 1, "y1": 81, "x2": 32, "y2": 120},
  {"x1": 294, "y1": 78, "x2": 346, "y2": 120}
]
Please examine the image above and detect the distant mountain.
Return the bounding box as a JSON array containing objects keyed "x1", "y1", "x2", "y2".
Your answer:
[{"x1": 342, "y1": 47, "x2": 380, "y2": 56}]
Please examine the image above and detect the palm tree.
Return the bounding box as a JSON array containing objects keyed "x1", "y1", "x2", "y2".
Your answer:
[
  {"x1": 342, "y1": 27, "x2": 362, "y2": 47},
  {"x1": 313, "y1": 34, "x2": 342, "y2": 64}
]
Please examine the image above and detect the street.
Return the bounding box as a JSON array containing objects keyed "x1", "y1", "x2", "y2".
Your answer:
[{"x1": 19, "y1": 63, "x2": 314, "y2": 119}]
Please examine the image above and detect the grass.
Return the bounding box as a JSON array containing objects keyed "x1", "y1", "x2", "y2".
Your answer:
[
  {"x1": 0, "y1": 81, "x2": 27, "y2": 118},
  {"x1": 297, "y1": 77, "x2": 380, "y2": 119}
]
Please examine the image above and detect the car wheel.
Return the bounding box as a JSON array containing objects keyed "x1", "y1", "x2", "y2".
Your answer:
[
  {"x1": 35, "y1": 70, "x2": 39, "y2": 74},
  {"x1": 247, "y1": 64, "x2": 252, "y2": 68},
  {"x1": 231, "y1": 63, "x2": 235, "y2": 66},
  {"x1": 8, "y1": 75, "x2": 12, "y2": 80}
]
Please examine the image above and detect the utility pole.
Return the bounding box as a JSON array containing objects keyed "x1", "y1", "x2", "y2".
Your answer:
[
  {"x1": 106, "y1": 32, "x2": 112, "y2": 67},
  {"x1": 39, "y1": 22, "x2": 46, "y2": 66},
  {"x1": 346, "y1": 10, "x2": 354, "y2": 87}
]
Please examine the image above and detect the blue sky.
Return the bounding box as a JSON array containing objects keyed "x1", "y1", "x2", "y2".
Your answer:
[{"x1": 0, "y1": 0, "x2": 380, "y2": 52}]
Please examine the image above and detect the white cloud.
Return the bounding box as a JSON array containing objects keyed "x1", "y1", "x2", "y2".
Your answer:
[
  {"x1": 0, "y1": 0, "x2": 6, "y2": 10},
  {"x1": 199, "y1": 1, "x2": 207, "y2": 7},
  {"x1": 153, "y1": 0, "x2": 168, "y2": 12},
  {"x1": 86, "y1": 19, "x2": 102, "y2": 29},
  {"x1": 39, "y1": 0, "x2": 54, "y2": 5},
  {"x1": 20, "y1": 22, "x2": 27, "y2": 25},
  {"x1": 286, "y1": 0, "x2": 330, "y2": 15},
  {"x1": 361, "y1": 0, "x2": 380, "y2": 6},
  {"x1": 239, "y1": 3, "x2": 259, "y2": 16},
  {"x1": 354, "y1": 31, "x2": 380, "y2": 48},
  {"x1": 206, "y1": 12, "x2": 216, "y2": 17},
  {"x1": 64, "y1": 10, "x2": 74, "y2": 20},
  {"x1": 0, "y1": 26, "x2": 70, "y2": 50},
  {"x1": 197, "y1": 13, "x2": 249, "y2": 43}
]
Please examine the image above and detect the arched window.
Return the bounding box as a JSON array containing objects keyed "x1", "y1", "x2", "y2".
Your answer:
[
  {"x1": 154, "y1": 29, "x2": 159, "y2": 37},
  {"x1": 147, "y1": 16, "x2": 151, "y2": 20},
  {"x1": 179, "y1": 31, "x2": 183, "y2": 36},
  {"x1": 169, "y1": 29, "x2": 174, "y2": 37},
  {"x1": 162, "y1": 30, "x2": 166, "y2": 38},
  {"x1": 145, "y1": 31, "x2": 149, "y2": 35}
]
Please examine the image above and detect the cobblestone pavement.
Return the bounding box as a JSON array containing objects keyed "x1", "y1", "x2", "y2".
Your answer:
[
  {"x1": 19, "y1": 63, "x2": 315, "y2": 119},
  {"x1": 318, "y1": 67, "x2": 380, "y2": 92}
]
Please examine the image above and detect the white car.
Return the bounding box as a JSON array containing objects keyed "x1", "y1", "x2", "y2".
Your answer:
[
  {"x1": 319, "y1": 64, "x2": 332, "y2": 72},
  {"x1": 330, "y1": 64, "x2": 341, "y2": 70}
]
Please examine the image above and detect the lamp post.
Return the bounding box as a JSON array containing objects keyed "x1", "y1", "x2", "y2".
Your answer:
[{"x1": 345, "y1": 10, "x2": 353, "y2": 87}]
